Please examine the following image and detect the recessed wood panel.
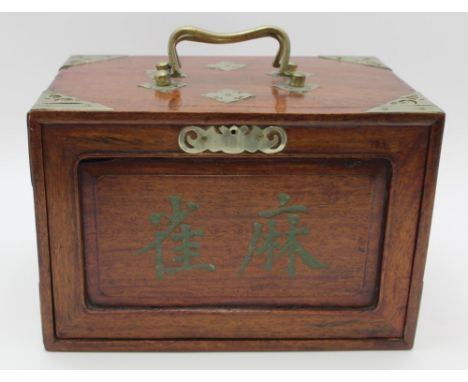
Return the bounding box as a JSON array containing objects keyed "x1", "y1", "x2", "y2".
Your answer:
[{"x1": 80, "y1": 158, "x2": 389, "y2": 309}]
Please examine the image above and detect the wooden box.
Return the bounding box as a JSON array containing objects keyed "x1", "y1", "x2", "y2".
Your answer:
[{"x1": 28, "y1": 26, "x2": 444, "y2": 351}]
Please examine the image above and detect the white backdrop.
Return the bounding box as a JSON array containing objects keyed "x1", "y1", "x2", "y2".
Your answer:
[{"x1": 0, "y1": 13, "x2": 467, "y2": 369}]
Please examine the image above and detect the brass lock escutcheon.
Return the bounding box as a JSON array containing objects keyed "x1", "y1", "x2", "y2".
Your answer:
[
  {"x1": 153, "y1": 25, "x2": 304, "y2": 89},
  {"x1": 178, "y1": 125, "x2": 287, "y2": 154}
]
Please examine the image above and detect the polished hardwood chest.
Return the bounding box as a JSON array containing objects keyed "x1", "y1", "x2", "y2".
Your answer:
[{"x1": 28, "y1": 30, "x2": 444, "y2": 351}]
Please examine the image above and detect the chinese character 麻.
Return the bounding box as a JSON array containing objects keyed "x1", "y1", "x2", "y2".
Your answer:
[{"x1": 239, "y1": 193, "x2": 327, "y2": 277}]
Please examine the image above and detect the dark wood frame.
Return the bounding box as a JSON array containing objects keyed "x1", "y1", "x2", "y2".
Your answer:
[{"x1": 28, "y1": 111, "x2": 444, "y2": 351}]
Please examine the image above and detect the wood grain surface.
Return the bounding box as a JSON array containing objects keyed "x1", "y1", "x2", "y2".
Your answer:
[
  {"x1": 80, "y1": 158, "x2": 388, "y2": 308},
  {"x1": 45, "y1": 56, "x2": 413, "y2": 114},
  {"x1": 27, "y1": 54, "x2": 445, "y2": 351}
]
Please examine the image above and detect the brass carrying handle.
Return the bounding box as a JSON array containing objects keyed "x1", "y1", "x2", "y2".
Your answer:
[{"x1": 167, "y1": 25, "x2": 292, "y2": 77}]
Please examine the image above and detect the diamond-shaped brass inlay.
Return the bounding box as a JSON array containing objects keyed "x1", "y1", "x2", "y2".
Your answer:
[
  {"x1": 206, "y1": 61, "x2": 246, "y2": 71},
  {"x1": 204, "y1": 89, "x2": 254, "y2": 104}
]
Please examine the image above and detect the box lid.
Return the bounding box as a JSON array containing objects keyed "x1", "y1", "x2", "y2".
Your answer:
[{"x1": 31, "y1": 54, "x2": 442, "y2": 115}]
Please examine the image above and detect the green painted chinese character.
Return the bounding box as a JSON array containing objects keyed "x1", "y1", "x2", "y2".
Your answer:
[
  {"x1": 134, "y1": 195, "x2": 216, "y2": 279},
  {"x1": 239, "y1": 193, "x2": 327, "y2": 277}
]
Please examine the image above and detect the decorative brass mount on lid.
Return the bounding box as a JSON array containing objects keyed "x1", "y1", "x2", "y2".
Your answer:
[{"x1": 148, "y1": 25, "x2": 311, "y2": 93}]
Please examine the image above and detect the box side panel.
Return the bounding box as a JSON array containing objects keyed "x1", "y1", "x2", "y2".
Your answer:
[
  {"x1": 32, "y1": 114, "x2": 442, "y2": 351},
  {"x1": 40, "y1": 121, "x2": 427, "y2": 343},
  {"x1": 27, "y1": 114, "x2": 56, "y2": 348},
  {"x1": 403, "y1": 115, "x2": 445, "y2": 347}
]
